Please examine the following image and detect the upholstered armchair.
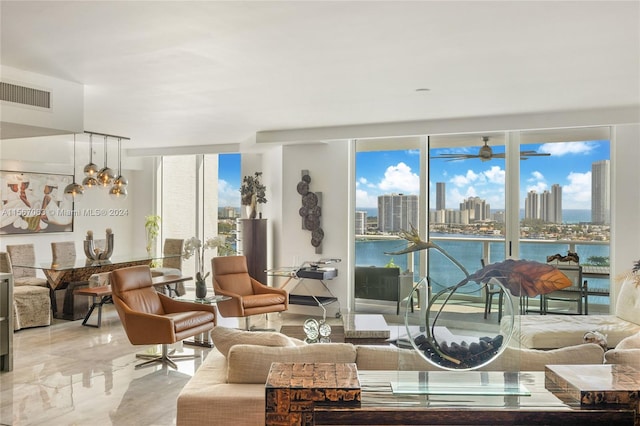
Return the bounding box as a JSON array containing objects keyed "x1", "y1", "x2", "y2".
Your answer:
[
  {"x1": 110, "y1": 265, "x2": 216, "y2": 369},
  {"x1": 212, "y1": 255, "x2": 288, "y2": 330},
  {"x1": 0, "y1": 252, "x2": 51, "y2": 330}
]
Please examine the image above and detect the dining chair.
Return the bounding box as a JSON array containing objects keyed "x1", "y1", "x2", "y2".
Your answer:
[
  {"x1": 151, "y1": 238, "x2": 186, "y2": 296},
  {"x1": 482, "y1": 258, "x2": 505, "y2": 322},
  {"x1": 50, "y1": 241, "x2": 95, "y2": 320},
  {"x1": 5, "y1": 244, "x2": 47, "y2": 287},
  {"x1": 110, "y1": 265, "x2": 216, "y2": 369},
  {"x1": 0, "y1": 252, "x2": 51, "y2": 330},
  {"x1": 543, "y1": 263, "x2": 586, "y2": 315},
  {"x1": 212, "y1": 255, "x2": 288, "y2": 330},
  {"x1": 51, "y1": 241, "x2": 77, "y2": 265}
]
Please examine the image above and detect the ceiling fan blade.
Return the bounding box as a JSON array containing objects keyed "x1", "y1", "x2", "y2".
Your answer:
[
  {"x1": 520, "y1": 151, "x2": 551, "y2": 157},
  {"x1": 430, "y1": 154, "x2": 480, "y2": 161}
]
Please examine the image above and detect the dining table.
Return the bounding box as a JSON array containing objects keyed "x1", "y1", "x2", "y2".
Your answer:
[{"x1": 12, "y1": 254, "x2": 178, "y2": 319}]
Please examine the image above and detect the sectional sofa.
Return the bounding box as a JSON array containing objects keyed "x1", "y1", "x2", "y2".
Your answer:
[
  {"x1": 505, "y1": 273, "x2": 640, "y2": 349},
  {"x1": 176, "y1": 326, "x2": 614, "y2": 426}
]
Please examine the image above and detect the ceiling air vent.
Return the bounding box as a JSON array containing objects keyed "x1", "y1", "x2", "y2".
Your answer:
[{"x1": 0, "y1": 82, "x2": 51, "y2": 109}]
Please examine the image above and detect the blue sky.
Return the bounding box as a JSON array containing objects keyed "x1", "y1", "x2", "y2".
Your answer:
[
  {"x1": 355, "y1": 140, "x2": 610, "y2": 210},
  {"x1": 217, "y1": 153, "x2": 241, "y2": 207}
]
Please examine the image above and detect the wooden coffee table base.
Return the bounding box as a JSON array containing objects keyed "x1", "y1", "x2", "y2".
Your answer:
[{"x1": 265, "y1": 363, "x2": 361, "y2": 425}]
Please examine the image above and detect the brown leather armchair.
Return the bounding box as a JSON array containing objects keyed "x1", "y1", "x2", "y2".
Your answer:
[
  {"x1": 110, "y1": 265, "x2": 216, "y2": 369},
  {"x1": 212, "y1": 255, "x2": 288, "y2": 329}
]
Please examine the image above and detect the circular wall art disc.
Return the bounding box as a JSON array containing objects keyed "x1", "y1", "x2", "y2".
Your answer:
[
  {"x1": 302, "y1": 174, "x2": 311, "y2": 183},
  {"x1": 302, "y1": 192, "x2": 318, "y2": 208},
  {"x1": 297, "y1": 181, "x2": 309, "y2": 195},
  {"x1": 304, "y1": 214, "x2": 320, "y2": 230}
]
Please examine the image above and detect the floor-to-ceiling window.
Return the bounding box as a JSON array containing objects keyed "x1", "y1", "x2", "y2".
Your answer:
[
  {"x1": 428, "y1": 133, "x2": 507, "y2": 298},
  {"x1": 160, "y1": 153, "x2": 240, "y2": 285},
  {"x1": 353, "y1": 137, "x2": 423, "y2": 313},
  {"x1": 353, "y1": 127, "x2": 612, "y2": 315},
  {"x1": 428, "y1": 128, "x2": 611, "y2": 311}
]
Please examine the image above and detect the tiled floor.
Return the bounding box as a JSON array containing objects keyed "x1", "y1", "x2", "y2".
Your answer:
[
  {"x1": 1, "y1": 295, "x2": 611, "y2": 425},
  {"x1": 0, "y1": 301, "x2": 344, "y2": 426}
]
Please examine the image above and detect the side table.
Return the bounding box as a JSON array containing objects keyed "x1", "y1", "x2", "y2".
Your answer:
[
  {"x1": 265, "y1": 362, "x2": 361, "y2": 425},
  {"x1": 176, "y1": 294, "x2": 230, "y2": 348}
]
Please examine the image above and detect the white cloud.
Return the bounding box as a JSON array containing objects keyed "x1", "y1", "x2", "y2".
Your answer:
[
  {"x1": 563, "y1": 171, "x2": 591, "y2": 208},
  {"x1": 526, "y1": 181, "x2": 548, "y2": 193},
  {"x1": 539, "y1": 141, "x2": 596, "y2": 156},
  {"x1": 218, "y1": 179, "x2": 239, "y2": 207},
  {"x1": 529, "y1": 171, "x2": 544, "y2": 181},
  {"x1": 355, "y1": 188, "x2": 378, "y2": 208},
  {"x1": 448, "y1": 188, "x2": 466, "y2": 206},
  {"x1": 525, "y1": 170, "x2": 547, "y2": 193},
  {"x1": 450, "y1": 169, "x2": 480, "y2": 187},
  {"x1": 483, "y1": 166, "x2": 505, "y2": 185},
  {"x1": 378, "y1": 162, "x2": 419, "y2": 193}
]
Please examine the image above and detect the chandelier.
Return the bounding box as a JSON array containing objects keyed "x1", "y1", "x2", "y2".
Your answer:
[{"x1": 66, "y1": 131, "x2": 130, "y2": 202}]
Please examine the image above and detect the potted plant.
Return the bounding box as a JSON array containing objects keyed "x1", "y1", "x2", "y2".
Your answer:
[
  {"x1": 240, "y1": 172, "x2": 267, "y2": 219},
  {"x1": 144, "y1": 214, "x2": 161, "y2": 263}
]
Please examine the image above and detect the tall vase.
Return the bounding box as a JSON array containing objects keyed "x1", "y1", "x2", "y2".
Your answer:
[
  {"x1": 195, "y1": 279, "x2": 207, "y2": 299},
  {"x1": 245, "y1": 193, "x2": 257, "y2": 219}
]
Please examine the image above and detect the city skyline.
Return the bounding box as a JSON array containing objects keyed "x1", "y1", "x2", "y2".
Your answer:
[
  {"x1": 217, "y1": 141, "x2": 610, "y2": 212},
  {"x1": 356, "y1": 140, "x2": 610, "y2": 211}
]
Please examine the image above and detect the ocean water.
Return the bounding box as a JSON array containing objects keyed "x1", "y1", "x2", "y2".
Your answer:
[{"x1": 355, "y1": 236, "x2": 610, "y2": 303}]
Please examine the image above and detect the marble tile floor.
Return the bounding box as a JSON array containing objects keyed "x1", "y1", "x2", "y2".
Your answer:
[
  {"x1": 0, "y1": 304, "x2": 344, "y2": 426},
  {"x1": 2, "y1": 298, "x2": 609, "y2": 425}
]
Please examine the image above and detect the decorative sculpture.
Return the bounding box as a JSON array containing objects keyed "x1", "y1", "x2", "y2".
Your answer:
[
  {"x1": 84, "y1": 228, "x2": 114, "y2": 261},
  {"x1": 386, "y1": 224, "x2": 573, "y2": 370},
  {"x1": 297, "y1": 170, "x2": 324, "y2": 253}
]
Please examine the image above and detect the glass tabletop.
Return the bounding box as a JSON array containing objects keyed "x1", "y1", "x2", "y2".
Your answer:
[
  {"x1": 177, "y1": 295, "x2": 231, "y2": 304},
  {"x1": 13, "y1": 254, "x2": 174, "y2": 271}
]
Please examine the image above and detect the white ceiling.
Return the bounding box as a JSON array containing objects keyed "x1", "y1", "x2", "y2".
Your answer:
[{"x1": 1, "y1": 1, "x2": 638, "y2": 150}]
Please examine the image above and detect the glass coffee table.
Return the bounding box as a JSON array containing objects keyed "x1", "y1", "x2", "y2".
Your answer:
[{"x1": 177, "y1": 295, "x2": 230, "y2": 348}]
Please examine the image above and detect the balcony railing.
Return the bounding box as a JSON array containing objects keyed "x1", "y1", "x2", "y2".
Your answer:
[{"x1": 355, "y1": 234, "x2": 610, "y2": 307}]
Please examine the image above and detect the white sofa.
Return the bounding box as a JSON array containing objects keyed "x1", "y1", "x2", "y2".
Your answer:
[
  {"x1": 176, "y1": 327, "x2": 606, "y2": 426},
  {"x1": 504, "y1": 274, "x2": 640, "y2": 349}
]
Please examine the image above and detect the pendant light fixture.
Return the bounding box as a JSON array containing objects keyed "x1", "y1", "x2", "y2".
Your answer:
[
  {"x1": 97, "y1": 135, "x2": 115, "y2": 188},
  {"x1": 82, "y1": 133, "x2": 99, "y2": 189},
  {"x1": 109, "y1": 137, "x2": 128, "y2": 200},
  {"x1": 63, "y1": 134, "x2": 84, "y2": 201}
]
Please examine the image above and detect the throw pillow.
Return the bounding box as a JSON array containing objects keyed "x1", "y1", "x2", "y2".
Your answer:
[
  {"x1": 615, "y1": 276, "x2": 640, "y2": 324},
  {"x1": 210, "y1": 326, "x2": 297, "y2": 357},
  {"x1": 615, "y1": 331, "x2": 640, "y2": 349}
]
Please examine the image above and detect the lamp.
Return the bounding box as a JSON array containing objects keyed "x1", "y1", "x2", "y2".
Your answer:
[
  {"x1": 64, "y1": 134, "x2": 84, "y2": 201},
  {"x1": 82, "y1": 133, "x2": 99, "y2": 189},
  {"x1": 109, "y1": 137, "x2": 128, "y2": 200},
  {"x1": 97, "y1": 135, "x2": 115, "y2": 188}
]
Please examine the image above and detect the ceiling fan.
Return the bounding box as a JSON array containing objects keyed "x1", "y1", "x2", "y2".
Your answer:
[{"x1": 431, "y1": 136, "x2": 551, "y2": 162}]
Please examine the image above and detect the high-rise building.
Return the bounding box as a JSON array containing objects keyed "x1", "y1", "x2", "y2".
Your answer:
[
  {"x1": 525, "y1": 190, "x2": 539, "y2": 220},
  {"x1": 525, "y1": 185, "x2": 562, "y2": 223},
  {"x1": 459, "y1": 196, "x2": 490, "y2": 221},
  {"x1": 436, "y1": 182, "x2": 445, "y2": 211},
  {"x1": 550, "y1": 184, "x2": 562, "y2": 223},
  {"x1": 378, "y1": 194, "x2": 418, "y2": 232},
  {"x1": 355, "y1": 211, "x2": 367, "y2": 235},
  {"x1": 592, "y1": 160, "x2": 610, "y2": 224}
]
